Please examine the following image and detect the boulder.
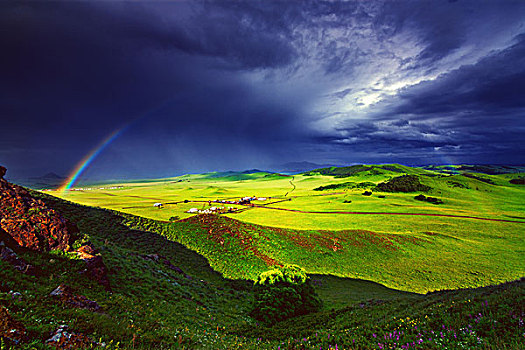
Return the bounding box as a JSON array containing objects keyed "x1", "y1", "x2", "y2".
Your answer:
[
  {"x1": 49, "y1": 284, "x2": 101, "y2": 311},
  {"x1": 142, "y1": 253, "x2": 188, "y2": 277},
  {"x1": 0, "y1": 306, "x2": 27, "y2": 345},
  {"x1": 0, "y1": 241, "x2": 35, "y2": 274},
  {"x1": 46, "y1": 325, "x2": 95, "y2": 349},
  {"x1": 76, "y1": 244, "x2": 111, "y2": 291}
]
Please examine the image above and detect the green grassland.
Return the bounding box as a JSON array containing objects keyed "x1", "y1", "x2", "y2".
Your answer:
[
  {"x1": 48, "y1": 165, "x2": 525, "y2": 295},
  {"x1": 1, "y1": 190, "x2": 524, "y2": 349}
]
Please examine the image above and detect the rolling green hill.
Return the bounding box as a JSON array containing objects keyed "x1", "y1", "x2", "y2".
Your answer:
[
  {"x1": 1, "y1": 189, "x2": 523, "y2": 349},
  {"x1": 47, "y1": 164, "x2": 525, "y2": 294}
]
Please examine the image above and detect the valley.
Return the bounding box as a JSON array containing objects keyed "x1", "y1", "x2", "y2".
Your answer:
[
  {"x1": 1, "y1": 164, "x2": 523, "y2": 349},
  {"x1": 51, "y1": 164, "x2": 525, "y2": 293}
]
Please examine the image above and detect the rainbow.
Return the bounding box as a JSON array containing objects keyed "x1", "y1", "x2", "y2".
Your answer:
[{"x1": 58, "y1": 127, "x2": 126, "y2": 192}]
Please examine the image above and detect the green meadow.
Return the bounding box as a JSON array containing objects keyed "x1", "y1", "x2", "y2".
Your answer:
[
  {"x1": 50, "y1": 165, "x2": 525, "y2": 294},
  {"x1": 3, "y1": 192, "x2": 524, "y2": 349}
]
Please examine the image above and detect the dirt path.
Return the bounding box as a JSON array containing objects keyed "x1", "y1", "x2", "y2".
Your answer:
[
  {"x1": 252, "y1": 205, "x2": 525, "y2": 224},
  {"x1": 284, "y1": 176, "x2": 296, "y2": 197}
]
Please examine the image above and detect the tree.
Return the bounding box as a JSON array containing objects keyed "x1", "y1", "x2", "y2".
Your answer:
[{"x1": 250, "y1": 265, "x2": 322, "y2": 324}]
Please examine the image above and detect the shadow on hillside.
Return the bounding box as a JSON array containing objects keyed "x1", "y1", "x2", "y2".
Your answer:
[
  {"x1": 35, "y1": 190, "x2": 423, "y2": 305},
  {"x1": 32, "y1": 190, "x2": 253, "y2": 291},
  {"x1": 310, "y1": 274, "x2": 421, "y2": 309}
]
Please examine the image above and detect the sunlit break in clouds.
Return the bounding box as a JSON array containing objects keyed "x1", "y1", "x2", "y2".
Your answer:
[{"x1": 1, "y1": 0, "x2": 524, "y2": 180}]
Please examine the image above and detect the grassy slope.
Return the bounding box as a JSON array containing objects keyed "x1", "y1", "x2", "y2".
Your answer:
[
  {"x1": 1, "y1": 192, "x2": 523, "y2": 349},
  {"x1": 1, "y1": 193, "x2": 256, "y2": 349},
  {"x1": 124, "y1": 212, "x2": 523, "y2": 294},
  {"x1": 49, "y1": 166, "x2": 525, "y2": 294},
  {"x1": 235, "y1": 278, "x2": 525, "y2": 350}
]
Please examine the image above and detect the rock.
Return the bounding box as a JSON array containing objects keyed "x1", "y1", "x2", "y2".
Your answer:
[
  {"x1": 84, "y1": 255, "x2": 111, "y2": 291},
  {"x1": 0, "y1": 306, "x2": 27, "y2": 345},
  {"x1": 49, "y1": 284, "x2": 101, "y2": 311},
  {"x1": 0, "y1": 241, "x2": 35, "y2": 274},
  {"x1": 76, "y1": 243, "x2": 111, "y2": 291},
  {"x1": 9, "y1": 291, "x2": 22, "y2": 301},
  {"x1": 0, "y1": 166, "x2": 6, "y2": 179},
  {"x1": 141, "y1": 253, "x2": 188, "y2": 277},
  {"x1": 0, "y1": 167, "x2": 77, "y2": 252},
  {"x1": 76, "y1": 242, "x2": 98, "y2": 258},
  {"x1": 46, "y1": 325, "x2": 95, "y2": 349},
  {"x1": 144, "y1": 253, "x2": 160, "y2": 262}
]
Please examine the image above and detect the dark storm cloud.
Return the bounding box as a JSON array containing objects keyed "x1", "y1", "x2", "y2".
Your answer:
[
  {"x1": 1, "y1": 1, "x2": 525, "y2": 180},
  {"x1": 0, "y1": 1, "x2": 306, "y2": 178},
  {"x1": 316, "y1": 2, "x2": 525, "y2": 165},
  {"x1": 345, "y1": 32, "x2": 525, "y2": 162}
]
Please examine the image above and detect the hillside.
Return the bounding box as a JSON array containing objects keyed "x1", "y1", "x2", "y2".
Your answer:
[
  {"x1": 48, "y1": 164, "x2": 525, "y2": 294},
  {"x1": 303, "y1": 164, "x2": 431, "y2": 177},
  {"x1": 0, "y1": 167, "x2": 523, "y2": 349}
]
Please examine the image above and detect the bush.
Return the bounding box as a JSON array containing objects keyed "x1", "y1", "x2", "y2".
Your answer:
[
  {"x1": 362, "y1": 191, "x2": 372, "y2": 196},
  {"x1": 250, "y1": 265, "x2": 322, "y2": 324},
  {"x1": 376, "y1": 175, "x2": 431, "y2": 192},
  {"x1": 414, "y1": 194, "x2": 443, "y2": 205},
  {"x1": 509, "y1": 178, "x2": 525, "y2": 185}
]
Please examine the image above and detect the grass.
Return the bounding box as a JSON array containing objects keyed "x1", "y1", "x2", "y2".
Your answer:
[
  {"x1": 233, "y1": 278, "x2": 525, "y2": 350},
  {"x1": 0, "y1": 192, "x2": 523, "y2": 349},
  {"x1": 2, "y1": 194, "x2": 256, "y2": 349},
  {"x1": 122, "y1": 212, "x2": 523, "y2": 293},
  {"x1": 48, "y1": 165, "x2": 525, "y2": 294}
]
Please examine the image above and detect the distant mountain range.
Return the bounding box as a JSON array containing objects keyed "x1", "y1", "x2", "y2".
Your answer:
[
  {"x1": 422, "y1": 164, "x2": 525, "y2": 175},
  {"x1": 14, "y1": 164, "x2": 525, "y2": 190},
  {"x1": 17, "y1": 172, "x2": 66, "y2": 189},
  {"x1": 29, "y1": 172, "x2": 64, "y2": 181}
]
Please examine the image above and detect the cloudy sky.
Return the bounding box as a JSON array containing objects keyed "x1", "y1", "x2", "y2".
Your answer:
[{"x1": 1, "y1": 0, "x2": 524, "y2": 180}]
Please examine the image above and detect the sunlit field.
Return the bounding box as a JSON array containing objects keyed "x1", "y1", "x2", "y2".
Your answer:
[{"x1": 49, "y1": 165, "x2": 525, "y2": 293}]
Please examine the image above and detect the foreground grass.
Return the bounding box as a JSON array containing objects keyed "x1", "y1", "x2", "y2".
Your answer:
[{"x1": 234, "y1": 278, "x2": 525, "y2": 350}]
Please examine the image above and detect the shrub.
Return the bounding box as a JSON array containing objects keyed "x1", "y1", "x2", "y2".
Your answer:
[
  {"x1": 250, "y1": 265, "x2": 322, "y2": 324},
  {"x1": 362, "y1": 191, "x2": 372, "y2": 196},
  {"x1": 313, "y1": 181, "x2": 375, "y2": 191},
  {"x1": 376, "y1": 175, "x2": 431, "y2": 192},
  {"x1": 414, "y1": 194, "x2": 443, "y2": 205}
]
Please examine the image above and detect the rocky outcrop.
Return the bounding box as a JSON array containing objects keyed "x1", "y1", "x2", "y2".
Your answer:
[
  {"x1": 0, "y1": 241, "x2": 35, "y2": 274},
  {"x1": 76, "y1": 243, "x2": 111, "y2": 291},
  {"x1": 0, "y1": 306, "x2": 27, "y2": 345},
  {"x1": 46, "y1": 325, "x2": 95, "y2": 349},
  {"x1": 49, "y1": 284, "x2": 101, "y2": 311},
  {"x1": 142, "y1": 253, "x2": 188, "y2": 277},
  {"x1": 0, "y1": 165, "x2": 77, "y2": 252}
]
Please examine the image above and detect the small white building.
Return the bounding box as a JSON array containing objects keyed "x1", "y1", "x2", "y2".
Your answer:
[
  {"x1": 187, "y1": 208, "x2": 198, "y2": 213},
  {"x1": 153, "y1": 203, "x2": 163, "y2": 208}
]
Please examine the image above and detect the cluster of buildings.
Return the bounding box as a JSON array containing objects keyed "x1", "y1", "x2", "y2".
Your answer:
[
  {"x1": 184, "y1": 196, "x2": 269, "y2": 215},
  {"x1": 64, "y1": 186, "x2": 123, "y2": 191},
  {"x1": 215, "y1": 196, "x2": 267, "y2": 205},
  {"x1": 186, "y1": 206, "x2": 236, "y2": 214}
]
